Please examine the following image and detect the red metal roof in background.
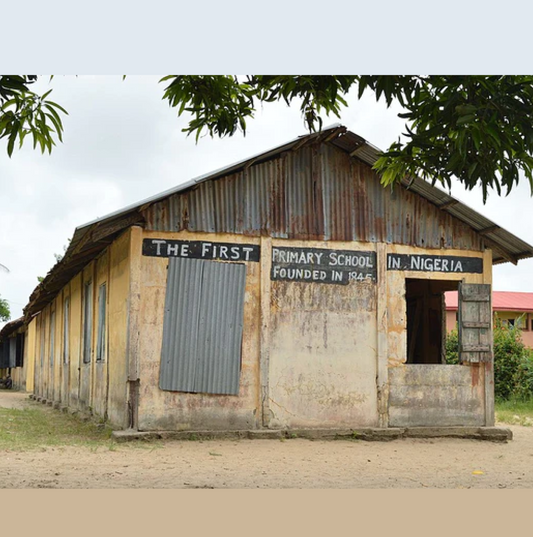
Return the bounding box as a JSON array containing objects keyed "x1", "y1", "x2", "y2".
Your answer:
[{"x1": 446, "y1": 291, "x2": 533, "y2": 312}]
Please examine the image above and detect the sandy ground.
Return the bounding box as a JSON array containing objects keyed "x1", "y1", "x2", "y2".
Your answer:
[{"x1": 1, "y1": 391, "x2": 532, "y2": 489}]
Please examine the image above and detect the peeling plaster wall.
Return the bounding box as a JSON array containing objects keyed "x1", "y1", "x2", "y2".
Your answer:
[
  {"x1": 388, "y1": 364, "x2": 485, "y2": 426},
  {"x1": 267, "y1": 239, "x2": 378, "y2": 429}
]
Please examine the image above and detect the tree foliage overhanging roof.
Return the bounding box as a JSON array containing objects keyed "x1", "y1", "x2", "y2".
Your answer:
[{"x1": 3, "y1": 75, "x2": 533, "y2": 202}]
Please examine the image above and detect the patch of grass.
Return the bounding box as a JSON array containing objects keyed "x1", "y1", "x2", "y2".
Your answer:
[
  {"x1": 0, "y1": 403, "x2": 115, "y2": 451},
  {"x1": 495, "y1": 399, "x2": 533, "y2": 426}
]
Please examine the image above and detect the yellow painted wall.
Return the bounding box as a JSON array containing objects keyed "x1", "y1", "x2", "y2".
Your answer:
[
  {"x1": 107, "y1": 230, "x2": 131, "y2": 428},
  {"x1": 29, "y1": 229, "x2": 132, "y2": 429},
  {"x1": 92, "y1": 252, "x2": 109, "y2": 419},
  {"x1": 25, "y1": 318, "x2": 36, "y2": 392},
  {"x1": 69, "y1": 273, "x2": 82, "y2": 408}
]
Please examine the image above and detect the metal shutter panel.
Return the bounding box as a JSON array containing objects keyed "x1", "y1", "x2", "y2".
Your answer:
[
  {"x1": 159, "y1": 257, "x2": 246, "y2": 395},
  {"x1": 195, "y1": 260, "x2": 246, "y2": 395},
  {"x1": 160, "y1": 257, "x2": 204, "y2": 392}
]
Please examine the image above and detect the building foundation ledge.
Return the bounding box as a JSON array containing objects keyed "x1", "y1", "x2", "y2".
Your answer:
[{"x1": 111, "y1": 427, "x2": 512, "y2": 443}]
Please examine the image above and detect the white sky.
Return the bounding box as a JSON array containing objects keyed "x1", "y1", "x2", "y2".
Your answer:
[{"x1": 1, "y1": 75, "x2": 533, "y2": 324}]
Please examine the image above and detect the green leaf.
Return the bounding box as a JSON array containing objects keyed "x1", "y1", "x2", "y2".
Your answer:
[
  {"x1": 7, "y1": 120, "x2": 19, "y2": 156},
  {"x1": 45, "y1": 100, "x2": 69, "y2": 115}
]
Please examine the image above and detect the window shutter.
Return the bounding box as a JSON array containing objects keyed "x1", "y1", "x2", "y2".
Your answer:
[
  {"x1": 9, "y1": 338, "x2": 16, "y2": 368},
  {"x1": 160, "y1": 257, "x2": 247, "y2": 395},
  {"x1": 15, "y1": 333, "x2": 24, "y2": 367},
  {"x1": 458, "y1": 283, "x2": 492, "y2": 363}
]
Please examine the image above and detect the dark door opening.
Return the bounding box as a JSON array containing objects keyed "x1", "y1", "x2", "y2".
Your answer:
[{"x1": 406, "y1": 279, "x2": 459, "y2": 364}]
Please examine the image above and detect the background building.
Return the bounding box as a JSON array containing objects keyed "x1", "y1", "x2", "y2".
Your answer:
[{"x1": 446, "y1": 291, "x2": 533, "y2": 348}]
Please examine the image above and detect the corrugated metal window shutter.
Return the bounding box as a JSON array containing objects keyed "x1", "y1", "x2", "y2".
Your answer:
[
  {"x1": 83, "y1": 281, "x2": 93, "y2": 364},
  {"x1": 159, "y1": 257, "x2": 247, "y2": 395},
  {"x1": 49, "y1": 311, "x2": 55, "y2": 367},
  {"x1": 63, "y1": 297, "x2": 70, "y2": 364},
  {"x1": 96, "y1": 283, "x2": 107, "y2": 362},
  {"x1": 40, "y1": 317, "x2": 45, "y2": 367},
  {"x1": 458, "y1": 283, "x2": 492, "y2": 363},
  {"x1": 0, "y1": 341, "x2": 6, "y2": 369},
  {"x1": 8, "y1": 338, "x2": 16, "y2": 368},
  {"x1": 15, "y1": 334, "x2": 24, "y2": 367}
]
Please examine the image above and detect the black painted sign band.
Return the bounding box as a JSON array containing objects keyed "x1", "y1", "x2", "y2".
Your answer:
[
  {"x1": 142, "y1": 239, "x2": 260, "y2": 262},
  {"x1": 271, "y1": 246, "x2": 377, "y2": 285},
  {"x1": 387, "y1": 253, "x2": 483, "y2": 273}
]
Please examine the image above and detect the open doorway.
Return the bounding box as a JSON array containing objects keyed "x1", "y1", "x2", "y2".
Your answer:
[{"x1": 406, "y1": 279, "x2": 459, "y2": 364}]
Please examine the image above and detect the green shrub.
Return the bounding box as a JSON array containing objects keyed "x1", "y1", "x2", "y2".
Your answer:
[
  {"x1": 445, "y1": 328, "x2": 459, "y2": 365},
  {"x1": 445, "y1": 315, "x2": 533, "y2": 401},
  {"x1": 512, "y1": 348, "x2": 533, "y2": 401},
  {"x1": 493, "y1": 316, "x2": 526, "y2": 400}
]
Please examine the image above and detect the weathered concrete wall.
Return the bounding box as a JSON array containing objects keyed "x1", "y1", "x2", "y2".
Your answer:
[
  {"x1": 92, "y1": 252, "x2": 109, "y2": 419},
  {"x1": 103, "y1": 231, "x2": 131, "y2": 428},
  {"x1": 267, "y1": 239, "x2": 379, "y2": 429},
  {"x1": 388, "y1": 364, "x2": 485, "y2": 426},
  {"x1": 137, "y1": 229, "x2": 261, "y2": 431},
  {"x1": 69, "y1": 274, "x2": 82, "y2": 409},
  {"x1": 385, "y1": 246, "x2": 493, "y2": 427},
  {"x1": 25, "y1": 319, "x2": 36, "y2": 392}
]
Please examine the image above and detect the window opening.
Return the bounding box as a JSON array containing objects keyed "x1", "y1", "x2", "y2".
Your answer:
[
  {"x1": 406, "y1": 278, "x2": 459, "y2": 364},
  {"x1": 63, "y1": 297, "x2": 70, "y2": 364},
  {"x1": 96, "y1": 283, "x2": 107, "y2": 362},
  {"x1": 83, "y1": 281, "x2": 93, "y2": 364},
  {"x1": 49, "y1": 311, "x2": 55, "y2": 367}
]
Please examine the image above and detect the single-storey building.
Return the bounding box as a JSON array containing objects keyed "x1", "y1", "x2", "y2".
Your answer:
[
  {"x1": 446, "y1": 291, "x2": 533, "y2": 348},
  {"x1": 0, "y1": 317, "x2": 29, "y2": 390},
  {"x1": 21, "y1": 125, "x2": 533, "y2": 432}
]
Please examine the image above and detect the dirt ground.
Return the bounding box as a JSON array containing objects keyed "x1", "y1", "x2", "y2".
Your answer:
[{"x1": 1, "y1": 391, "x2": 532, "y2": 489}]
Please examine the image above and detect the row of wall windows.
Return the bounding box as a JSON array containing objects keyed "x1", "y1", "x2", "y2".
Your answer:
[{"x1": 46, "y1": 281, "x2": 107, "y2": 367}]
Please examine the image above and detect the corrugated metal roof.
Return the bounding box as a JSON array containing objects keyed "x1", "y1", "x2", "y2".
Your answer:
[
  {"x1": 0, "y1": 316, "x2": 24, "y2": 341},
  {"x1": 446, "y1": 291, "x2": 533, "y2": 312},
  {"x1": 24, "y1": 124, "x2": 533, "y2": 319}
]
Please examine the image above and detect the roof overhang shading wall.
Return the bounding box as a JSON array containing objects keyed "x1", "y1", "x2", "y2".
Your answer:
[
  {"x1": 0, "y1": 317, "x2": 24, "y2": 341},
  {"x1": 24, "y1": 125, "x2": 533, "y2": 320}
]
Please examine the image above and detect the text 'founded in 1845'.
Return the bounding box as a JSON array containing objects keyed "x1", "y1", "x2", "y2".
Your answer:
[{"x1": 271, "y1": 247, "x2": 377, "y2": 285}]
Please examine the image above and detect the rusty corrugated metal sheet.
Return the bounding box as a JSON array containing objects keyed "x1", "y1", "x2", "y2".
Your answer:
[{"x1": 143, "y1": 142, "x2": 483, "y2": 253}]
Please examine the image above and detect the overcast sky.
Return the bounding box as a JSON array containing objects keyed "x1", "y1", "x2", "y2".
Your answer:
[{"x1": 1, "y1": 75, "x2": 533, "y2": 325}]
